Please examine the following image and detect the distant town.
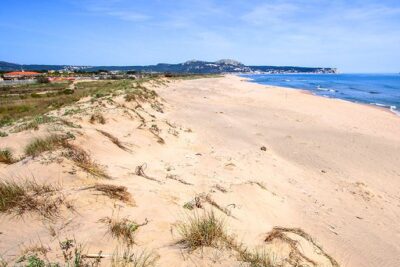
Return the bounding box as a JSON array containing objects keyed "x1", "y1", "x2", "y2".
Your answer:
[{"x1": 0, "y1": 59, "x2": 337, "y2": 85}]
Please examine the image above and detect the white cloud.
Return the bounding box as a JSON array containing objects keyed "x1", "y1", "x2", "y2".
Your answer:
[
  {"x1": 342, "y1": 5, "x2": 400, "y2": 20},
  {"x1": 241, "y1": 2, "x2": 299, "y2": 26},
  {"x1": 76, "y1": 0, "x2": 151, "y2": 22}
]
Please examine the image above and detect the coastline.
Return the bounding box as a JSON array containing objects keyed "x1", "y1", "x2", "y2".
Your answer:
[
  {"x1": 158, "y1": 75, "x2": 400, "y2": 266},
  {"x1": 242, "y1": 74, "x2": 400, "y2": 117}
]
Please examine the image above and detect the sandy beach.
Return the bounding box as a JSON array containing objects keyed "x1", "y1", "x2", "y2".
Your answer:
[{"x1": 1, "y1": 75, "x2": 400, "y2": 266}]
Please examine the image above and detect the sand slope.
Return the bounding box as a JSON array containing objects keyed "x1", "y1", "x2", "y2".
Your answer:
[{"x1": 0, "y1": 75, "x2": 399, "y2": 266}]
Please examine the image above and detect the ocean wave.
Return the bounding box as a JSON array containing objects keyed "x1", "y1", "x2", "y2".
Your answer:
[
  {"x1": 371, "y1": 103, "x2": 387, "y2": 107},
  {"x1": 390, "y1": 106, "x2": 400, "y2": 116},
  {"x1": 316, "y1": 85, "x2": 336, "y2": 92},
  {"x1": 370, "y1": 103, "x2": 399, "y2": 115}
]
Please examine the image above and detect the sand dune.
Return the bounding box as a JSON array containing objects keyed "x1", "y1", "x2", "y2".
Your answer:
[{"x1": 1, "y1": 75, "x2": 399, "y2": 266}]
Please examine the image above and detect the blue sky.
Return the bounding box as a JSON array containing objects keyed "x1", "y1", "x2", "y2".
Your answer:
[{"x1": 0, "y1": 0, "x2": 399, "y2": 72}]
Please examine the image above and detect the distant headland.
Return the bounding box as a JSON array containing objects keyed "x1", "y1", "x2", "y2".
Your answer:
[{"x1": 0, "y1": 59, "x2": 337, "y2": 74}]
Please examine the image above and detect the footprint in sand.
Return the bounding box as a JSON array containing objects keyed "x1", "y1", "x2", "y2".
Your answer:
[{"x1": 349, "y1": 182, "x2": 375, "y2": 202}]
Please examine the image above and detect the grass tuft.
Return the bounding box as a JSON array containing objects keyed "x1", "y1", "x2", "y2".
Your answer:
[
  {"x1": 237, "y1": 248, "x2": 273, "y2": 267},
  {"x1": 63, "y1": 143, "x2": 109, "y2": 178},
  {"x1": 0, "y1": 179, "x2": 68, "y2": 218},
  {"x1": 100, "y1": 216, "x2": 148, "y2": 246},
  {"x1": 0, "y1": 148, "x2": 15, "y2": 164},
  {"x1": 111, "y1": 248, "x2": 159, "y2": 267},
  {"x1": 93, "y1": 184, "x2": 134, "y2": 204},
  {"x1": 90, "y1": 113, "x2": 106, "y2": 124},
  {"x1": 176, "y1": 210, "x2": 276, "y2": 266},
  {"x1": 97, "y1": 129, "x2": 129, "y2": 151},
  {"x1": 124, "y1": 86, "x2": 158, "y2": 103},
  {"x1": 176, "y1": 210, "x2": 226, "y2": 250},
  {"x1": 14, "y1": 115, "x2": 56, "y2": 132},
  {"x1": 24, "y1": 134, "x2": 67, "y2": 157}
]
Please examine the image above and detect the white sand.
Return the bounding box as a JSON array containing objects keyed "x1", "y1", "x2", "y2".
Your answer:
[{"x1": 1, "y1": 75, "x2": 399, "y2": 266}]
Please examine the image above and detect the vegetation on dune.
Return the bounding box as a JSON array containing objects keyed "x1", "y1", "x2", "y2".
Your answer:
[
  {"x1": 92, "y1": 184, "x2": 134, "y2": 204},
  {"x1": 13, "y1": 115, "x2": 56, "y2": 132},
  {"x1": 14, "y1": 239, "x2": 102, "y2": 267},
  {"x1": 264, "y1": 227, "x2": 340, "y2": 267},
  {"x1": 24, "y1": 134, "x2": 67, "y2": 157},
  {"x1": 0, "y1": 74, "x2": 204, "y2": 128},
  {"x1": 0, "y1": 82, "x2": 72, "y2": 127},
  {"x1": 0, "y1": 79, "x2": 131, "y2": 127},
  {"x1": 0, "y1": 148, "x2": 15, "y2": 164},
  {"x1": 11, "y1": 240, "x2": 159, "y2": 267},
  {"x1": 111, "y1": 248, "x2": 159, "y2": 267},
  {"x1": 100, "y1": 216, "x2": 148, "y2": 246},
  {"x1": 124, "y1": 85, "x2": 158, "y2": 102},
  {"x1": 176, "y1": 210, "x2": 275, "y2": 266},
  {"x1": 63, "y1": 143, "x2": 109, "y2": 179},
  {"x1": 90, "y1": 112, "x2": 106, "y2": 124},
  {"x1": 0, "y1": 179, "x2": 68, "y2": 218},
  {"x1": 177, "y1": 210, "x2": 226, "y2": 250},
  {"x1": 97, "y1": 130, "x2": 129, "y2": 151}
]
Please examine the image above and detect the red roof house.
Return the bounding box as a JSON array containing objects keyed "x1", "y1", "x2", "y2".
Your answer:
[{"x1": 3, "y1": 71, "x2": 41, "y2": 80}]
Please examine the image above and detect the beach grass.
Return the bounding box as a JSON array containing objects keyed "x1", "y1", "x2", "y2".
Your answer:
[
  {"x1": 111, "y1": 248, "x2": 159, "y2": 267},
  {"x1": 93, "y1": 184, "x2": 133, "y2": 204},
  {"x1": 0, "y1": 179, "x2": 65, "y2": 218},
  {"x1": 0, "y1": 148, "x2": 15, "y2": 164},
  {"x1": 100, "y1": 216, "x2": 143, "y2": 245},
  {"x1": 63, "y1": 143, "x2": 109, "y2": 178},
  {"x1": 176, "y1": 210, "x2": 226, "y2": 250},
  {"x1": 24, "y1": 134, "x2": 66, "y2": 157}
]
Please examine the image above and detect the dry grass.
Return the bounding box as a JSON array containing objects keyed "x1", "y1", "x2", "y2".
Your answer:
[
  {"x1": 176, "y1": 212, "x2": 336, "y2": 266},
  {"x1": 111, "y1": 248, "x2": 159, "y2": 267},
  {"x1": 0, "y1": 179, "x2": 69, "y2": 218},
  {"x1": 182, "y1": 194, "x2": 234, "y2": 217},
  {"x1": 0, "y1": 148, "x2": 15, "y2": 164},
  {"x1": 100, "y1": 216, "x2": 148, "y2": 246},
  {"x1": 213, "y1": 184, "x2": 227, "y2": 193},
  {"x1": 149, "y1": 124, "x2": 165, "y2": 144},
  {"x1": 134, "y1": 164, "x2": 163, "y2": 184},
  {"x1": 248, "y1": 180, "x2": 267, "y2": 190},
  {"x1": 124, "y1": 85, "x2": 158, "y2": 103},
  {"x1": 24, "y1": 134, "x2": 67, "y2": 157},
  {"x1": 92, "y1": 184, "x2": 134, "y2": 204},
  {"x1": 58, "y1": 239, "x2": 102, "y2": 267},
  {"x1": 176, "y1": 210, "x2": 276, "y2": 266},
  {"x1": 183, "y1": 196, "x2": 202, "y2": 210},
  {"x1": 236, "y1": 248, "x2": 273, "y2": 267},
  {"x1": 165, "y1": 174, "x2": 193, "y2": 186},
  {"x1": 176, "y1": 210, "x2": 226, "y2": 251},
  {"x1": 97, "y1": 129, "x2": 129, "y2": 151},
  {"x1": 265, "y1": 227, "x2": 339, "y2": 267},
  {"x1": 63, "y1": 143, "x2": 109, "y2": 178},
  {"x1": 90, "y1": 112, "x2": 106, "y2": 124}
]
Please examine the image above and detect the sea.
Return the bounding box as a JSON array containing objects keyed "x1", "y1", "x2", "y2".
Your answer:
[{"x1": 242, "y1": 73, "x2": 400, "y2": 115}]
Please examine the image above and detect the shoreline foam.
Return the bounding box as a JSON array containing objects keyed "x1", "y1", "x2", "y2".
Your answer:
[{"x1": 243, "y1": 73, "x2": 400, "y2": 117}]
